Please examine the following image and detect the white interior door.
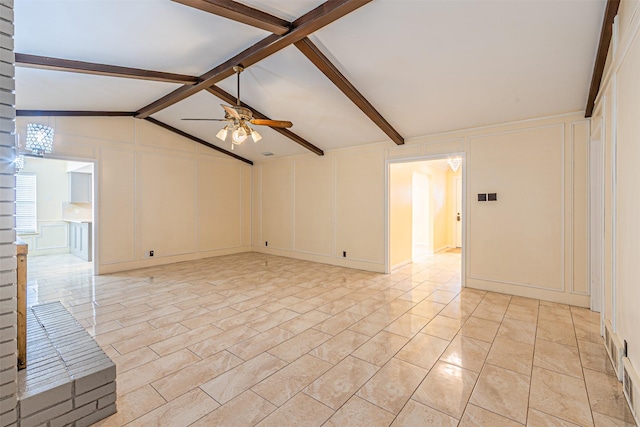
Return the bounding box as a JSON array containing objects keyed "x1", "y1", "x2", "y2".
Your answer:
[{"x1": 455, "y1": 177, "x2": 462, "y2": 248}]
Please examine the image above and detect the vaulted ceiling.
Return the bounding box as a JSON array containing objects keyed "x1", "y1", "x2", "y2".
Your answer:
[{"x1": 15, "y1": 0, "x2": 606, "y2": 163}]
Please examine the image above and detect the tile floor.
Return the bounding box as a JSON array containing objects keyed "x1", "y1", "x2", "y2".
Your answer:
[{"x1": 25, "y1": 251, "x2": 636, "y2": 426}]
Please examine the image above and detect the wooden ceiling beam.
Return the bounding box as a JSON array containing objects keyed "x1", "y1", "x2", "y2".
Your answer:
[
  {"x1": 135, "y1": 0, "x2": 373, "y2": 119},
  {"x1": 144, "y1": 117, "x2": 253, "y2": 165},
  {"x1": 206, "y1": 86, "x2": 324, "y2": 156},
  {"x1": 585, "y1": 0, "x2": 620, "y2": 118},
  {"x1": 294, "y1": 37, "x2": 404, "y2": 145},
  {"x1": 17, "y1": 110, "x2": 136, "y2": 117},
  {"x1": 172, "y1": 0, "x2": 290, "y2": 35},
  {"x1": 15, "y1": 53, "x2": 199, "y2": 85}
]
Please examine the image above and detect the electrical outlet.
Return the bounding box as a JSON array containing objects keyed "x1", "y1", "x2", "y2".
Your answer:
[
  {"x1": 343, "y1": 251, "x2": 347, "y2": 258},
  {"x1": 149, "y1": 250, "x2": 154, "y2": 257},
  {"x1": 488, "y1": 193, "x2": 497, "y2": 201}
]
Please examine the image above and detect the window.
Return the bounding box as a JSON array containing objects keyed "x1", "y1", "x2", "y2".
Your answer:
[{"x1": 16, "y1": 174, "x2": 37, "y2": 234}]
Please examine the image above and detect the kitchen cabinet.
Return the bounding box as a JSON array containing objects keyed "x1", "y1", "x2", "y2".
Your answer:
[
  {"x1": 68, "y1": 221, "x2": 92, "y2": 261},
  {"x1": 68, "y1": 172, "x2": 92, "y2": 203}
]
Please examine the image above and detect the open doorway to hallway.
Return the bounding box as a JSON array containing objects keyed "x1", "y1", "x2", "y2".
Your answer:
[
  {"x1": 389, "y1": 157, "x2": 463, "y2": 271},
  {"x1": 16, "y1": 157, "x2": 95, "y2": 306}
]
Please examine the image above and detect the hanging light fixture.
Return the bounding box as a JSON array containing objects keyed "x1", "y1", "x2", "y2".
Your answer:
[
  {"x1": 447, "y1": 156, "x2": 462, "y2": 172},
  {"x1": 25, "y1": 123, "x2": 54, "y2": 156},
  {"x1": 14, "y1": 154, "x2": 24, "y2": 172}
]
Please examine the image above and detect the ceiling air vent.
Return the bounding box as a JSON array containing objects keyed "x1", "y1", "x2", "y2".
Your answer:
[{"x1": 262, "y1": 152, "x2": 274, "y2": 157}]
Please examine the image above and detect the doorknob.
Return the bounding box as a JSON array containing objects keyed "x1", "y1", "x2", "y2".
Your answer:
[{"x1": 457, "y1": 213, "x2": 461, "y2": 221}]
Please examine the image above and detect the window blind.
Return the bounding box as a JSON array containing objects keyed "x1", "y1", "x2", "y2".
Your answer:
[{"x1": 16, "y1": 174, "x2": 37, "y2": 233}]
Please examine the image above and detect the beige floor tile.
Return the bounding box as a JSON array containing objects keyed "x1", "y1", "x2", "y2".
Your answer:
[
  {"x1": 384, "y1": 312, "x2": 431, "y2": 338},
  {"x1": 111, "y1": 346, "x2": 159, "y2": 374},
  {"x1": 111, "y1": 323, "x2": 190, "y2": 355},
  {"x1": 352, "y1": 330, "x2": 409, "y2": 366},
  {"x1": 421, "y1": 315, "x2": 464, "y2": 340},
  {"x1": 412, "y1": 361, "x2": 478, "y2": 419},
  {"x1": 117, "y1": 305, "x2": 182, "y2": 328},
  {"x1": 538, "y1": 302, "x2": 573, "y2": 325},
  {"x1": 397, "y1": 289, "x2": 432, "y2": 303},
  {"x1": 228, "y1": 327, "x2": 294, "y2": 361},
  {"x1": 148, "y1": 306, "x2": 211, "y2": 328},
  {"x1": 391, "y1": 399, "x2": 458, "y2": 427},
  {"x1": 426, "y1": 290, "x2": 459, "y2": 304},
  {"x1": 459, "y1": 316, "x2": 501, "y2": 343},
  {"x1": 95, "y1": 321, "x2": 156, "y2": 347},
  {"x1": 268, "y1": 328, "x2": 332, "y2": 363},
  {"x1": 126, "y1": 388, "x2": 219, "y2": 427},
  {"x1": 117, "y1": 348, "x2": 202, "y2": 396},
  {"x1": 251, "y1": 354, "x2": 333, "y2": 406},
  {"x1": 529, "y1": 366, "x2": 593, "y2": 427},
  {"x1": 188, "y1": 325, "x2": 259, "y2": 358},
  {"x1": 178, "y1": 307, "x2": 239, "y2": 329},
  {"x1": 317, "y1": 298, "x2": 359, "y2": 315},
  {"x1": 347, "y1": 298, "x2": 388, "y2": 316},
  {"x1": 149, "y1": 324, "x2": 224, "y2": 357},
  {"x1": 578, "y1": 340, "x2": 615, "y2": 376},
  {"x1": 151, "y1": 350, "x2": 243, "y2": 401},
  {"x1": 396, "y1": 332, "x2": 450, "y2": 370},
  {"x1": 93, "y1": 385, "x2": 165, "y2": 426},
  {"x1": 255, "y1": 393, "x2": 334, "y2": 427},
  {"x1": 324, "y1": 396, "x2": 395, "y2": 427},
  {"x1": 190, "y1": 390, "x2": 276, "y2": 427},
  {"x1": 349, "y1": 311, "x2": 399, "y2": 337},
  {"x1": 459, "y1": 403, "x2": 524, "y2": 426},
  {"x1": 440, "y1": 335, "x2": 491, "y2": 373},
  {"x1": 505, "y1": 303, "x2": 539, "y2": 323},
  {"x1": 279, "y1": 310, "x2": 332, "y2": 334},
  {"x1": 469, "y1": 364, "x2": 530, "y2": 424},
  {"x1": 304, "y1": 356, "x2": 378, "y2": 410},
  {"x1": 592, "y1": 411, "x2": 637, "y2": 426},
  {"x1": 583, "y1": 368, "x2": 636, "y2": 424},
  {"x1": 409, "y1": 300, "x2": 447, "y2": 319},
  {"x1": 527, "y1": 408, "x2": 581, "y2": 426},
  {"x1": 486, "y1": 337, "x2": 534, "y2": 376},
  {"x1": 200, "y1": 353, "x2": 287, "y2": 404},
  {"x1": 309, "y1": 329, "x2": 370, "y2": 364},
  {"x1": 439, "y1": 298, "x2": 478, "y2": 320},
  {"x1": 213, "y1": 307, "x2": 271, "y2": 330},
  {"x1": 534, "y1": 338, "x2": 583, "y2": 378},
  {"x1": 536, "y1": 319, "x2": 578, "y2": 347},
  {"x1": 472, "y1": 300, "x2": 508, "y2": 322},
  {"x1": 510, "y1": 296, "x2": 539, "y2": 309},
  {"x1": 498, "y1": 317, "x2": 537, "y2": 345},
  {"x1": 575, "y1": 320, "x2": 605, "y2": 344},
  {"x1": 357, "y1": 357, "x2": 427, "y2": 414},
  {"x1": 314, "y1": 311, "x2": 365, "y2": 335},
  {"x1": 246, "y1": 308, "x2": 300, "y2": 332}
]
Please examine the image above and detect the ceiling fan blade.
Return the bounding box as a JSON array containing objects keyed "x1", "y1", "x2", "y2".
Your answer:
[
  {"x1": 181, "y1": 118, "x2": 227, "y2": 121},
  {"x1": 250, "y1": 119, "x2": 293, "y2": 128},
  {"x1": 221, "y1": 104, "x2": 241, "y2": 119}
]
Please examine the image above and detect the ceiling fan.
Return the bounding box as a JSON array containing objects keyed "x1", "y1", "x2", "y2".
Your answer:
[{"x1": 182, "y1": 65, "x2": 293, "y2": 150}]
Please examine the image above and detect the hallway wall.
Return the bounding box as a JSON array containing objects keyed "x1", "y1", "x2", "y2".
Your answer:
[{"x1": 593, "y1": 0, "x2": 640, "y2": 372}]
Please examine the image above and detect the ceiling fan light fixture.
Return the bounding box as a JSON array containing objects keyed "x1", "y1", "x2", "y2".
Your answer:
[
  {"x1": 216, "y1": 126, "x2": 229, "y2": 141},
  {"x1": 232, "y1": 126, "x2": 247, "y2": 144},
  {"x1": 251, "y1": 129, "x2": 262, "y2": 143}
]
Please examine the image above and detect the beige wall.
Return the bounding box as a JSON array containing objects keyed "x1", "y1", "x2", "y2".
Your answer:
[
  {"x1": 594, "y1": 0, "x2": 640, "y2": 370},
  {"x1": 253, "y1": 113, "x2": 589, "y2": 308},
  {"x1": 389, "y1": 163, "x2": 413, "y2": 268},
  {"x1": 16, "y1": 116, "x2": 252, "y2": 274}
]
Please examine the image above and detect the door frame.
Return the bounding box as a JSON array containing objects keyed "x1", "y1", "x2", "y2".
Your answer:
[
  {"x1": 589, "y1": 116, "x2": 604, "y2": 315},
  {"x1": 455, "y1": 176, "x2": 462, "y2": 248},
  {"x1": 385, "y1": 152, "x2": 466, "y2": 284}
]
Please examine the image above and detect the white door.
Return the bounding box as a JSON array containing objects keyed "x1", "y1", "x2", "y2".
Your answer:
[{"x1": 455, "y1": 177, "x2": 462, "y2": 248}]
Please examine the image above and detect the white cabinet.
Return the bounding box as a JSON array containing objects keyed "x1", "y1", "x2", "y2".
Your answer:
[
  {"x1": 68, "y1": 172, "x2": 92, "y2": 203},
  {"x1": 69, "y1": 221, "x2": 92, "y2": 261}
]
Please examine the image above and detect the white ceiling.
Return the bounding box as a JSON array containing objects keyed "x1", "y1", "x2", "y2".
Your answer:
[{"x1": 14, "y1": 0, "x2": 605, "y2": 163}]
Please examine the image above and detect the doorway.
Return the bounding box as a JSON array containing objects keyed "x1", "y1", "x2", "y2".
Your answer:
[
  {"x1": 388, "y1": 156, "x2": 464, "y2": 275},
  {"x1": 16, "y1": 157, "x2": 96, "y2": 305}
]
